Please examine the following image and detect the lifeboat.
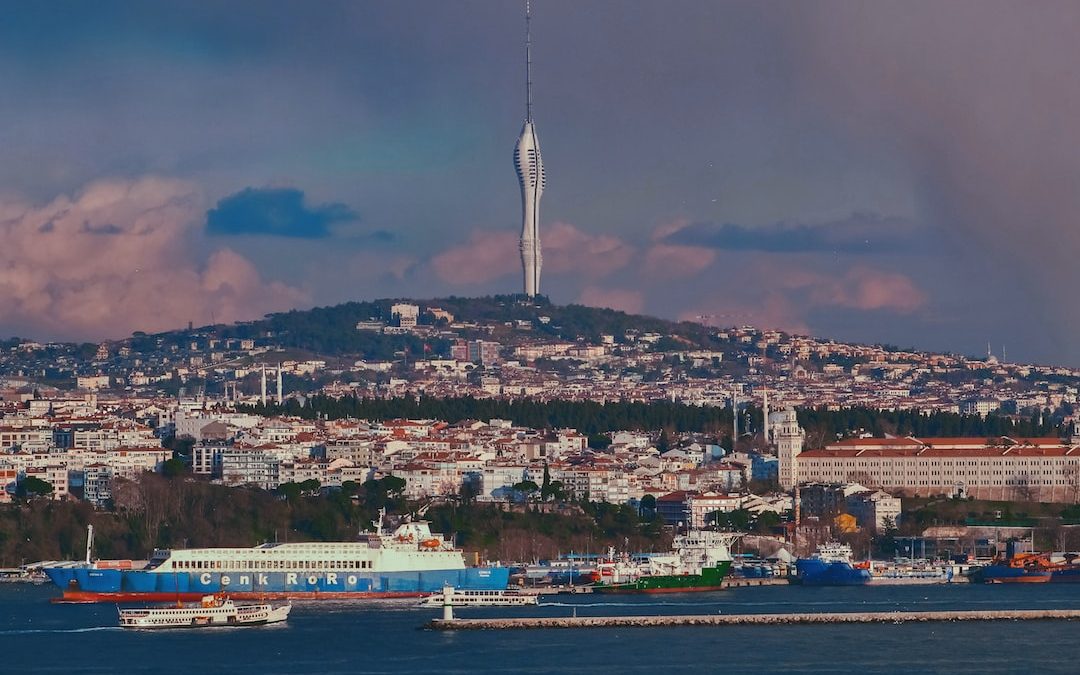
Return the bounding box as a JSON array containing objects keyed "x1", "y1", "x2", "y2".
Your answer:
[{"x1": 420, "y1": 538, "x2": 442, "y2": 549}]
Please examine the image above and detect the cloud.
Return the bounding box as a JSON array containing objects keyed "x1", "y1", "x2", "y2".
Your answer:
[
  {"x1": 578, "y1": 287, "x2": 645, "y2": 315},
  {"x1": 643, "y1": 244, "x2": 716, "y2": 279},
  {"x1": 431, "y1": 223, "x2": 634, "y2": 286},
  {"x1": 0, "y1": 177, "x2": 307, "y2": 340},
  {"x1": 543, "y1": 222, "x2": 636, "y2": 278},
  {"x1": 678, "y1": 258, "x2": 925, "y2": 333},
  {"x1": 430, "y1": 231, "x2": 520, "y2": 285},
  {"x1": 664, "y1": 212, "x2": 918, "y2": 254},
  {"x1": 206, "y1": 187, "x2": 356, "y2": 238}
]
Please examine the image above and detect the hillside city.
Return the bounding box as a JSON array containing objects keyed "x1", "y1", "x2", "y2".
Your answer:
[{"x1": 3, "y1": 297, "x2": 1080, "y2": 557}]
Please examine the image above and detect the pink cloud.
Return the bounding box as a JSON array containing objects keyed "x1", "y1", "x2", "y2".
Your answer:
[
  {"x1": 430, "y1": 222, "x2": 634, "y2": 285},
  {"x1": 0, "y1": 177, "x2": 307, "y2": 340},
  {"x1": 643, "y1": 244, "x2": 716, "y2": 279},
  {"x1": 651, "y1": 218, "x2": 691, "y2": 241},
  {"x1": 679, "y1": 258, "x2": 925, "y2": 332},
  {"x1": 539, "y1": 221, "x2": 635, "y2": 278},
  {"x1": 579, "y1": 287, "x2": 645, "y2": 315},
  {"x1": 430, "y1": 231, "x2": 519, "y2": 285}
]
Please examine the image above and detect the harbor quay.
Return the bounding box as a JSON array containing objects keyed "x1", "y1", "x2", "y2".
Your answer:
[{"x1": 427, "y1": 608, "x2": 1080, "y2": 630}]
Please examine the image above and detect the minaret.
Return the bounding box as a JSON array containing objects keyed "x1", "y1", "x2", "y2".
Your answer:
[
  {"x1": 515, "y1": 0, "x2": 545, "y2": 297},
  {"x1": 762, "y1": 388, "x2": 770, "y2": 447},
  {"x1": 260, "y1": 364, "x2": 267, "y2": 406},
  {"x1": 276, "y1": 367, "x2": 283, "y2": 403}
]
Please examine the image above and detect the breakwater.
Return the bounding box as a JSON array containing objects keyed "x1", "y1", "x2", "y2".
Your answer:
[{"x1": 428, "y1": 608, "x2": 1080, "y2": 630}]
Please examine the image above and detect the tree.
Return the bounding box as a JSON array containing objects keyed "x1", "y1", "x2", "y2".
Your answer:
[
  {"x1": 17, "y1": 476, "x2": 53, "y2": 499},
  {"x1": 587, "y1": 434, "x2": 612, "y2": 450},
  {"x1": 540, "y1": 464, "x2": 554, "y2": 501},
  {"x1": 511, "y1": 480, "x2": 540, "y2": 502},
  {"x1": 639, "y1": 494, "x2": 657, "y2": 518},
  {"x1": 161, "y1": 458, "x2": 189, "y2": 478}
]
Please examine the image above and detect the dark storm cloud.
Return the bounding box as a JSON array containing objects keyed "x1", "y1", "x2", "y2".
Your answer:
[
  {"x1": 206, "y1": 187, "x2": 356, "y2": 238},
  {"x1": 666, "y1": 212, "x2": 918, "y2": 254}
]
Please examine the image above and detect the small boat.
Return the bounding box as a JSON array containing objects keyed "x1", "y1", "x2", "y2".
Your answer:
[
  {"x1": 416, "y1": 585, "x2": 538, "y2": 607},
  {"x1": 118, "y1": 594, "x2": 290, "y2": 629}
]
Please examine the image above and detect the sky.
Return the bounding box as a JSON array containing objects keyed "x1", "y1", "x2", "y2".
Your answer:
[{"x1": 1, "y1": 0, "x2": 1079, "y2": 365}]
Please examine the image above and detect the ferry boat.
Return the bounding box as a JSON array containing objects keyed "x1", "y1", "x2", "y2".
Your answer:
[
  {"x1": 416, "y1": 585, "x2": 538, "y2": 607},
  {"x1": 591, "y1": 531, "x2": 738, "y2": 594},
  {"x1": 45, "y1": 514, "x2": 509, "y2": 603},
  {"x1": 118, "y1": 593, "x2": 290, "y2": 629}
]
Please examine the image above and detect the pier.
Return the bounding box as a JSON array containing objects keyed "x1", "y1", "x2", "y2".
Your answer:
[{"x1": 428, "y1": 608, "x2": 1080, "y2": 630}]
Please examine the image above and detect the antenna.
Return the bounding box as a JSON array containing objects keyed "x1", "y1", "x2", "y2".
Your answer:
[{"x1": 525, "y1": 0, "x2": 533, "y2": 121}]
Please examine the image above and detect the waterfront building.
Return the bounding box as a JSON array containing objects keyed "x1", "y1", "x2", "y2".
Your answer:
[{"x1": 797, "y1": 436, "x2": 1080, "y2": 502}]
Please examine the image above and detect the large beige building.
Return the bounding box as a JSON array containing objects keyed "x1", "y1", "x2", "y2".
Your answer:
[{"x1": 797, "y1": 436, "x2": 1080, "y2": 502}]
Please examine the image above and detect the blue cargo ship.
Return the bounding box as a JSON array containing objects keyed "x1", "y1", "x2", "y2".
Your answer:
[
  {"x1": 44, "y1": 519, "x2": 508, "y2": 602},
  {"x1": 794, "y1": 542, "x2": 871, "y2": 586}
]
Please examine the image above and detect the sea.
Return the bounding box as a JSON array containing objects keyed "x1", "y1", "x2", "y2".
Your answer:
[{"x1": 2, "y1": 582, "x2": 1078, "y2": 674}]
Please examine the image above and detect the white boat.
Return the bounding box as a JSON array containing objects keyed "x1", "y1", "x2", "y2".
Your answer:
[
  {"x1": 868, "y1": 559, "x2": 958, "y2": 584},
  {"x1": 118, "y1": 594, "x2": 291, "y2": 629},
  {"x1": 416, "y1": 585, "x2": 538, "y2": 607}
]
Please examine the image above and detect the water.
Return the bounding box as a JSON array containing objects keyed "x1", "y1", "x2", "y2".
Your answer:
[{"x1": 2, "y1": 583, "x2": 1078, "y2": 673}]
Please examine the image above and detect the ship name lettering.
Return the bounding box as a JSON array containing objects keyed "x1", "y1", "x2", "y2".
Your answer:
[
  {"x1": 240, "y1": 575, "x2": 250, "y2": 585},
  {"x1": 286, "y1": 573, "x2": 298, "y2": 585},
  {"x1": 200, "y1": 573, "x2": 211, "y2": 584},
  {"x1": 221, "y1": 575, "x2": 230, "y2": 586},
  {"x1": 327, "y1": 573, "x2": 338, "y2": 585},
  {"x1": 307, "y1": 575, "x2": 318, "y2": 585},
  {"x1": 347, "y1": 575, "x2": 357, "y2": 585},
  {"x1": 258, "y1": 574, "x2": 269, "y2": 585}
]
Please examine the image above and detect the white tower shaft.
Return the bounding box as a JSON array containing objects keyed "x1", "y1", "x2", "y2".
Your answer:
[
  {"x1": 276, "y1": 367, "x2": 283, "y2": 403},
  {"x1": 516, "y1": 0, "x2": 544, "y2": 297},
  {"x1": 260, "y1": 365, "x2": 267, "y2": 406}
]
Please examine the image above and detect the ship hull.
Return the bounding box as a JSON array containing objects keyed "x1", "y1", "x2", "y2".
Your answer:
[
  {"x1": 46, "y1": 567, "x2": 509, "y2": 603},
  {"x1": 794, "y1": 560, "x2": 872, "y2": 586},
  {"x1": 591, "y1": 562, "x2": 731, "y2": 594},
  {"x1": 968, "y1": 565, "x2": 1054, "y2": 583}
]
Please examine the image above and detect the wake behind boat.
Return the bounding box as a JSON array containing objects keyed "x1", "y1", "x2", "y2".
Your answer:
[{"x1": 118, "y1": 593, "x2": 290, "y2": 629}]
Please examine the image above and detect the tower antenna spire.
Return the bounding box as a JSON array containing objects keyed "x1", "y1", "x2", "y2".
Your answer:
[{"x1": 525, "y1": 0, "x2": 533, "y2": 121}]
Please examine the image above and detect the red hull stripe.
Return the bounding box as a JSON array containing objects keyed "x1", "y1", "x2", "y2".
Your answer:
[{"x1": 54, "y1": 590, "x2": 427, "y2": 603}]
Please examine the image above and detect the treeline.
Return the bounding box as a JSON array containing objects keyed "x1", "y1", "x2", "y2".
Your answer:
[
  {"x1": 246, "y1": 395, "x2": 1064, "y2": 447},
  {"x1": 0, "y1": 473, "x2": 666, "y2": 566},
  {"x1": 246, "y1": 395, "x2": 734, "y2": 436},
  {"x1": 797, "y1": 408, "x2": 1062, "y2": 446}
]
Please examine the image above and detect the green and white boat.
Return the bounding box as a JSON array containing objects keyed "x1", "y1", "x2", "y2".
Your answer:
[{"x1": 591, "y1": 531, "x2": 739, "y2": 594}]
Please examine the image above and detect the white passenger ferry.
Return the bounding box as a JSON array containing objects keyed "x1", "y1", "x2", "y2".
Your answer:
[
  {"x1": 118, "y1": 594, "x2": 290, "y2": 629},
  {"x1": 416, "y1": 585, "x2": 538, "y2": 607}
]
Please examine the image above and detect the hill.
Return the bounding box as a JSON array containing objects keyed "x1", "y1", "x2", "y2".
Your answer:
[{"x1": 152, "y1": 294, "x2": 730, "y2": 359}]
